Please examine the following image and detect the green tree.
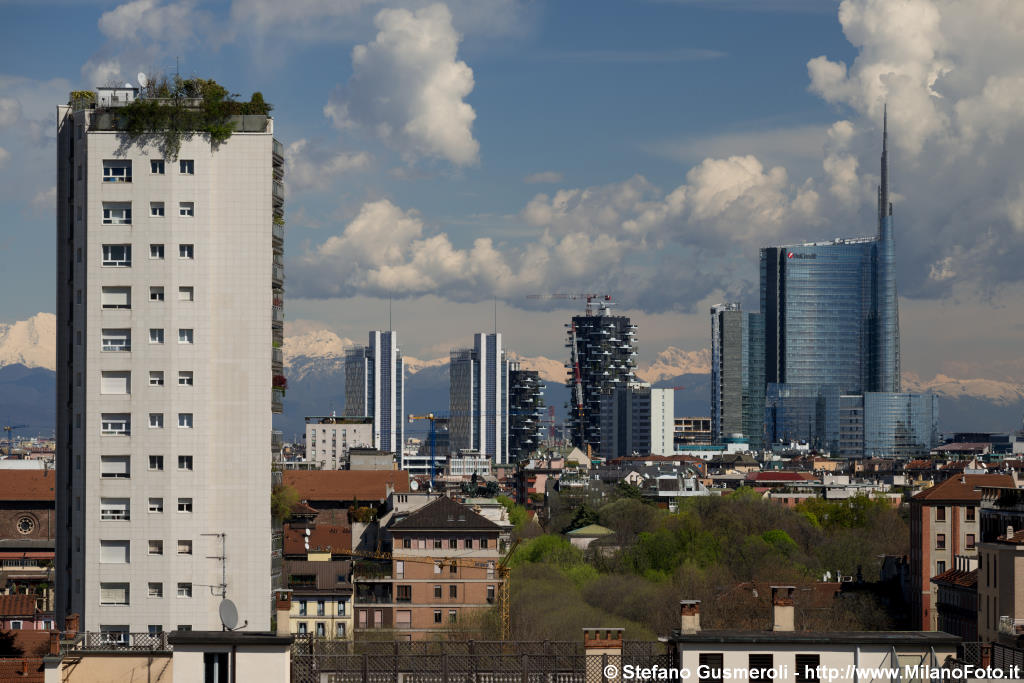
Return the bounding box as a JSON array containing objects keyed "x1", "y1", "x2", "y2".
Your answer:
[{"x1": 270, "y1": 484, "x2": 299, "y2": 522}]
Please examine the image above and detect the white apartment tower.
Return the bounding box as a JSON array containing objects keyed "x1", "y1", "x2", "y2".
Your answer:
[
  {"x1": 344, "y1": 331, "x2": 404, "y2": 454},
  {"x1": 55, "y1": 85, "x2": 283, "y2": 635},
  {"x1": 599, "y1": 382, "x2": 675, "y2": 458},
  {"x1": 449, "y1": 333, "x2": 509, "y2": 465}
]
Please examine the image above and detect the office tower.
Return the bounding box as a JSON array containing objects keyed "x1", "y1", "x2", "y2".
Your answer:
[
  {"x1": 599, "y1": 382, "x2": 675, "y2": 458},
  {"x1": 304, "y1": 416, "x2": 374, "y2": 470},
  {"x1": 507, "y1": 361, "x2": 545, "y2": 462},
  {"x1": 449, "y1": 333, "x2": 508, "y2": 464},
  {"x1": 55, "y1": 85, "x2": 282, "y2": 633},
  {"x1": 566, "y1": 299, "x2": 637, "y2": 455},
  {"x1": 344, "y1": 331, "x2": 404, "y2": 454},
  {"x1": 760, "y1": 116, "x2": 924, "y2": 452},
  {"x1": 710, "y1": 303, "x2": 765, "y2": 448}
]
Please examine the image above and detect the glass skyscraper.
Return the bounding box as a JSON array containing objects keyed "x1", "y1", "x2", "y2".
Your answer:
[
  {"x1": 710, "y1": 304, "x2": 765, "y2": 448},
  {"x1": 759, "y1": 113, "x2": 934, "y2": 454}
]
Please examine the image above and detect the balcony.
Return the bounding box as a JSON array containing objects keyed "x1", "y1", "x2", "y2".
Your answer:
[
  {"x1": 272, "y1": 264, "x2": 284, "y2": 286},
  {"x1": 998, "y1": 616, "x2": 1024, "y2": 636},
  {"x1": 272, "y1": 181, "x2": 285, "y2": 207},
  {"x1": 272, "y1": 388, "x2": 283, "y2": 413},
  {"x1": 272, "y1": 305, "x2": 284, "y2": 326},
  {"x1": 272, "y1": 347, "x2": 283, "y2": 366},
  {"x1": 273, "y1": 139, "x2": 284, "y2": 163},
  {"x1": 273, "y1": 223, "x2": 284, "y2": 244},
  {"x1": 66, "y1": 631, "x2": 171, "y2": 653}
]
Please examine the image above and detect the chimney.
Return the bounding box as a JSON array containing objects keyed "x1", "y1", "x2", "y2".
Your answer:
[
  {"x1": 679, "y1": 600, "x2": 701, "y2": 634},
  {"x1": 583, "y1": 628, "x2": 624, "y2": 683},
  {"x1": 275, "y1": 589, "x2": 293, "y2": 637},
  {"x1": 771, "y1": 586, "x2": 795, "y2": 632},
  {"x1": 49, "y1": 631, "x2": 60, "y2": 656},
  {"x1": 64, "y1": 613, "x2": 79, "y2": 637}
]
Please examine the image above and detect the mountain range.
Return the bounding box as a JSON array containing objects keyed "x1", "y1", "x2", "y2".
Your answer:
[{"x1": 1, "y1": 313, "x2": 1021, "y2": 439}]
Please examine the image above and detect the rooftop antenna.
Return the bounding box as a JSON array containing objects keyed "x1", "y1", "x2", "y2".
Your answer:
[
  {"x1": 388, "y1": 294, "x2": 393, "y2": 331},
  {"x1": 493, "y1": 296, "x2": 497, "y2": 335}
]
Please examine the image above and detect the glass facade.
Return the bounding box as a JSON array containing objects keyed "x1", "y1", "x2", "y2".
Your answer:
[
  {"x1": 343, "y1": 331, "x2": 403, "y2": 453},
  {"x1": 765, "y1": 383, "x2": 840, "y2": 451},
  {"x1": 710, "y1": 304, "x2": 764, "y2": 448},
  {"x1": 863, "y1": 392, "x2": 938, "y2": 457}
]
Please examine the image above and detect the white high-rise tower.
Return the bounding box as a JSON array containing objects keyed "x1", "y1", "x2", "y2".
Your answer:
[
  {"x1": 344, "y1": 331, "x2": 404, "y2": 454},
  {"x1": 449, "y1": 333, "x2": 508, "y2": 464},
  {"x1": 55, "y1": 84, "x2": 283, "y2": 634}
]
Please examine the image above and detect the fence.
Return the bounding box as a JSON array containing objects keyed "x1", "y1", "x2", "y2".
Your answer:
[
  {"x1": 954, "y1": 641, "x2": 1024, "y2": 678},
  {"x1": 291, "y1": 638, "x2": 669, "y2": 683}
]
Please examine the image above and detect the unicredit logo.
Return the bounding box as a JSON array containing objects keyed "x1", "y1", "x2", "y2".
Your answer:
[
  {"x1": 787, "y1": 252, "x2": 816, "y2": 260},
  {"x1": 787, "y1": 252, "x2": 793, "y2": 259}
]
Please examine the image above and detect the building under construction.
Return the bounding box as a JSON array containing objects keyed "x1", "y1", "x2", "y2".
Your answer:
[
  {"x1": 565, "y1": 297, "x2": 638, "y2": 455},
  {"x1": 508, "y1": 361, "x2": 545, "y2": 461}
]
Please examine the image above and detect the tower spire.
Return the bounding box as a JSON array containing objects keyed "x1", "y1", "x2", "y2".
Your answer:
[{"x1": 878, "y1": 104, "x2": 891, "y2": 235}]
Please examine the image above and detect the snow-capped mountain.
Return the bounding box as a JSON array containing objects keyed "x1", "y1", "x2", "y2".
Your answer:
[{"x1": 0, "y1": 313, "x2": 55, "y2": 371}]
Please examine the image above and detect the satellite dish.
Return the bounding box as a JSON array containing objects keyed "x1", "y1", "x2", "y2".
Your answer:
[
  {"x1": 137, "y1": 72, "x2": 148, "y2": 88},
  {"x1": 219, "y1": 599, "x2": 239, "y2": 630},
  {"x1": 124, "y1": 82, "x2": 134, "y2": 89},
  {"x1": 304, "y1": 528, "x2": 311, "y2": 536}
]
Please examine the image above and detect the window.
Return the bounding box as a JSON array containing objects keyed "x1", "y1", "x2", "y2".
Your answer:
[
  {"x1": 149, "y1": 413, "x2": 164, "y2": 429},
  {"x1": 967, "y1": 506, "x2": 976, "y2": 522},
  {"x1": 315, "y1": 622, "x2": 325, "y2": 637},
  {"x1": 936, "y1": 506, "x2": 946, "y2": 522},
  {"x1": 100, "y1": 498, "x2": 130, "y2": 521},
  {"x1": 9, "y1": 621, "x2": 21, "y2": 630},
  {"x1": 100, "y1": 370, "x2": 130, "y2": 394},
  {"x1": 151, "y1": 160, "x2": 165, "y2": 174},
  {"x1": 448, "y1": 610, "x2": 457, "y2": 624},
  {"x1": 433, "y1": 585, "x2": 442, "y2": 599},
  {"x1": 487, "y1": 585, "x2": 495, "y2": 603},
  {"x1": 450, "y1": 564, "x2": 458, "y2": 575},
  {"x1": 179, "y1": 160, "x2": 194, "y2": 174},
  {"x1": 179, "y1": 202, "x2": 194, "y2": 217},
  {"x1": 177, "y1": 540, "x2": 192, "y2": 555},
  {"x1": 178, "y1": 329, "x2": 193, "y2": 344},
  {"x1": 297, "y1": 622, "x2": 308, "y2": 634},
  {"x1": 150, "y1": 244, "x2": 164, "y2": 259},
  {"x1": 101, "y1": 413, "x2": 131, "y2": 436},
  {"x1": 149, "y1": 371, "x2": 164, "y2": 386},
  {"x1": 100, "y1": 456, "x2": 130, "y2": 478},
  {"x1": 102, "y1": 244, "x2": 132, "y2": 266},
  {"x1": 433, "y1": 539, "x2": 442, "y2": 549},
  {"x1": 178, "y1": 286, "x2": 194, "y2": 302},
  {"x1": 148, "y1": 540, "x2": 163, "y2": 555},
  {"x1": 177, "y1": 583, "x2": 192, "y2": 598},
  {"x1": 967, "y1": 533, "x2": 976, "y2": 549},
  {"x1": 178, "y1": 413, "x2": 193, "y2": 428},
  {"x1": 143, "y1": 582, "x2": 164, "y2": 600},
  {"x1": 178, "y1": 455, "x2": 194, "y2": 471},
  {"x1": 336, "y1": 623, "x2": 346, "y2": 638},
  {"x1": 150, "y1": 286, "x2": 164, "y2": 301},
  {"x1": 101, "y1": 286, "x2": 131, "y2": 309},
  {"x1": 937, "y1": 560, "x2": 947, "y2": 574},
  {"x1": 148, "y1": 625, "x2": 162, "y2": 636},
  {"x1": 795, "y1": 655, "x2": 821, "y2": 682},
  {"x1": 449, "y1": 539, "x2": 458, "y2": 549},
  {"x1": 481, "y1": 538, "x2": 489, "y2": 549},
  {"x1": 433, "y1": 610, "x2": 441, "y2": 624},
  {"x1": 936, "y1": 533, "x2": 946, "y2": 550},
  {"x1": 103, "y1": 161, "x2": 131, "y2": 183},
  {"x1": 177, "y1": 498, "x2": 193, "y2": 513},
  {"x1": 177, "y1": 625, "x2": 192, "y2": 632},
  {"x1": 99, "y1": 540, "x2": 130, "y2": 564},
  {"x1": 149, "y1": 455, "x2": 164, "y2": 471},
  {"x1": 298, "y1": 601, "x2": 307, "y2": 616},
  {"x1": 102, "y1": 202, "x2": 132, "y2": 225},
  {"x1": 100, "y1": 583, "x2": 130, "y2": 605},
  {"x1": 749, "y1": 654, "x2": 773, "y2": 680},
  {"x1": 150, "y1": 202, "x2": 165, "y2": 217},
  {"x1": 337, "y1": 599, "x2": 347, "y2": 616},
  {"x1": 149, "y1": 328, "x2": 164, "y2": 344},
  {"x1": 204, "y1": 651, "x2": 228, "y2": 683},
  {"x1": 178, "y1": 371, "x2": 194, "y2": 386},
  {"x1": 464, "y1": 539, "x2": 472, "y2": 549},
  {"x1": 395, "y1": 560, "x2": 404, "y2": 578},
  {"x1": 449, "y1": 585, "x2": 457, "y2": 599},
  {"x1": 148, "y1": 498, "x2": 163, "y2": 513},
  {"x1": 434, "y1": 562, "x2": 441, "y2": 575},
  {"x1": 698, "y1": 653, "x2": 724, "y2": 683},
  {"x1": 402, "y1": 538, "x2": 411, "y2": 549},
  {"x1": 179, "y1": 244, "x2": 194, "y2": 259},
  {"x1": 317, "y1": 600, "x2": 325, "y2": 616}
]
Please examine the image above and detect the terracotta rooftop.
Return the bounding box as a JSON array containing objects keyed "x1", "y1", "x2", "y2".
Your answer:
[
  {"x1": 931, "y1": 568, "x2": 978, "y2": 588},
  {"x1": 912, "y1": 474, "x2": 1014, "y2": 503},
  {"x1": 0, "y1": 658, "x2": 43, "y2": 683},
  {"x1": 282, "y1": 470, "x2": 410, "y2": 502},
  {"x1": 0, "y1": 471, "x2": 55, "y2": 502},
  {"x1": 744, "y1": 471, "x2": 815, "y2": 483},
  {"x1": 283, "y1": 523, "x2": 352, "y2": 557},
  {"x1": 0, "y1": 594, "x2": 37, "y2": 617},
  {"x1": 905, "y1": 459, "x2": 934, "y2": 471},
  {"x1": 391, "y1": 496, "x2": 500, "y2": 532}
]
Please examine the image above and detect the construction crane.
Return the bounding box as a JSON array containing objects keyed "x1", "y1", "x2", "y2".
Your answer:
[
  {"x1": 526, "y1": 292, "x2": 613, "y2": 316},
  {"x1": 408, "y1": 413, "x2": 449, "y2": 488},
  {"x1": 339, "y1": 538, "x2": 521, "y2": 639},
  {"x1": 2, "y1": 424, "x2": 27, "y2": 456}
]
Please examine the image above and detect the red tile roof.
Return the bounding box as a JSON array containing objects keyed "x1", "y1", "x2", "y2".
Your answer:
[
  {"x1": 0, "y1": 595, "x2": 37, "y2": 617},
  {"x1": 283, "y1": 523, "x2": 352, "y2": 556},
  {"x1": 9, "y1": 630, "x2": 50, "y2": 657},
  {"x1": 931, "y1": 568, "x2": 978, "y2": 588},
  {"x1": 0, "y1": 471, "x2": 55, "y2": 502},
  {"x1": 912, "y1": 474, "x2": 1014, "y2": 502},
  {"x1": 282, "y1": 470, "x2": 410, "y2": 502},
  {"x1": 905, "y1": 459, "x2": 934, "y2": 471},
  {"x1": 744, "y1": 471, "x2": 815, "y2": 483},
  {"x1": 0, "y1": 659, "x2": 43, "y2": 683}
]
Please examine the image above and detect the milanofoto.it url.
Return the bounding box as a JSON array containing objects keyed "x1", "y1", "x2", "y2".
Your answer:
[{"x1": 614, "y1": 663, "x2": 1023, "y2": 680}]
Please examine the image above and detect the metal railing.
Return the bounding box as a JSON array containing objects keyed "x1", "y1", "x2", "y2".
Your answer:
[
  {"x1": 998, "y1": 616, "x2": 1024, "y2": 636},
  {"x1": 273, "y1": 223, "x2": 284, "y2": 242},
  {"x1": 68, "y1": 631, "x2": 171, "y2": 653},
  {"x1": 273, "y1": 139, "x2": 284, "y2": 161}
]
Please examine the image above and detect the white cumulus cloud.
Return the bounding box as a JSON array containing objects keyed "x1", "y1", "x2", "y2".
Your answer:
[
  {"x1": 285, "y1": 139, "x2": 370, "y2": 193},
  {"x1": 325, "y1": 4, "x2": 480, "y2": 166}
]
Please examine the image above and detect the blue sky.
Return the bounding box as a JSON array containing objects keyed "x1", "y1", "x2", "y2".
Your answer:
[{"x1": 3, "y1": 0, "x2": 1024, "y2": 385}]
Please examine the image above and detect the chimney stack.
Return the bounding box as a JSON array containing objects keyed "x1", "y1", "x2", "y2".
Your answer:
[
  {"x1": 63, "y1": 614, "x2": 79, "y2": 637},
  {"x1": 680, "y1": 600, "x2": 701, "y2": 634},
  {"x1": 275, "y1": 589, "x2": 293, "y2": 638},
  {"x1": 771, "y1": 586, "x2": 795, "y2": 632}
]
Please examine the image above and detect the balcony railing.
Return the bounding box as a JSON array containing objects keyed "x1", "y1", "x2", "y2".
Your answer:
[
  {"x1": 69, "y1": 631, "x2": 171, "y2": 653},
  {"x1": 273, "y1": 139, "x2": 284, "y2": 162},
  {"x1": 273, "y1": 305, "x2": 284, "y2": 324},
  {"x1": 273, "y1": 264, "x2": 285, "y2": 284},
  {"x1": 273, "y1": 181, "x2": 285, "y2": 205},
  {"x1": 273, "y1": 223, "x2": 284, "y2": 243},
  {"x1": 272, "y1": 347, "x2": 283, "y2": 365}
]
